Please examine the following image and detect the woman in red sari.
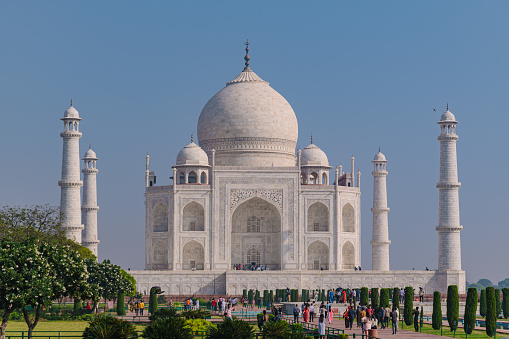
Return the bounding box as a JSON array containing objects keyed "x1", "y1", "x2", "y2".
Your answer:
[{"x1": 303, "y1": 306, "x2": 310, "y2": 322}]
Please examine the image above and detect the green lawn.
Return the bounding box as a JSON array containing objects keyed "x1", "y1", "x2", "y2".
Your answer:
[
  {"x1": 419, "y1": 323, "x2": 499, "y2": 339},
  {"x1": 4, "y1": 320, "x2": 146, "y2": 332}
]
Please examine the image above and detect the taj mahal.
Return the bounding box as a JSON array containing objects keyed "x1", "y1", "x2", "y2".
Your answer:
[{"x1": 57, "y1": 42, "x2": 466, "y2": 295}]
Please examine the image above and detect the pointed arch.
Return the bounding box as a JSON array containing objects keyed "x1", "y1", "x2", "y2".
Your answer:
[
  {"x1": 152, "y1": 203, "x2": 168, "y2": 232},
  {"x1": 307, "y1": 241, "x2": 329, "y2": 270},
  {"x1": 179, "y1": 172, "x2": 185, "y2": 184},
  {"x1": 200, "y1": 171, "x2": 207, "y2": 184},
  {"x1": 152, "y1": 240, "x2": 168, "y2": 269},
  {"x1": 310, "y1": 172, "x2": 318, "y2": 184},
  {"x1": 322, "y1": 172, "x2": 328, "y2": 185},
  {"x1": 342, "y1": 241, "x2": 355, "y2": 270},
  {"x1": 307, "y1": 202, "x2": 329, "y2": 232},
  {"x1": 182, "y1": 240, "x2": 204, "y2": 270},
  {"x1": 188, "y1": 171, "x2": 197, "y2": 184},
  {"x1": 183, "y1": 201, "x2": 204, "y2": 231},
  {"x1": 342, "y1": 203, "x2": 355, "y2": 232}
]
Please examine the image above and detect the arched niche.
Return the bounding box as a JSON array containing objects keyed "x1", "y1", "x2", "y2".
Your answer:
[
  {"x1": 200, "y1": 172, "x2": 207, "y2": 184},
  {"x1": 152, "y1": 203, "x2": 168, "y2": 232},
  {"x1": 307, "y1": 241, "x2": 329, "y2": 270},
  {"x1": 152, "y1": 241, "x2": 168, "y2": 269},
  {"x1": 183, "y1": 202, "x2": 204, "y2": 231},
  {"x1": 342, "y1": 203, "x2": 355, "y2": 232},
  {"x1": 307, "y1": 202, "x2": 329, "y2": 232},
  {"x1": 342, "y1": 241, "x2": 355, "y2": 270},
  {"x1": 182, "y1": 240, "x2": 204, "y2": 270}
]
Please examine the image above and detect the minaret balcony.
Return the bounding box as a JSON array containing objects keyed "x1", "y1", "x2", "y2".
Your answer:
[
  {"x1": 58, "y1": 180, "x2": 83, "y2": 187},
  {"x1": 60, "y1": 131, "x2": 82, "y2": 138}
]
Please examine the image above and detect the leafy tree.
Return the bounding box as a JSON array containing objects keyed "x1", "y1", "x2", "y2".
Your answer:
[
  {"x1": 498, "y1": 278, "x2": 509, "y2": 289},
  {"x1": 380, "y1": 288, "x2": 390, "y2": 308},
  {"x1": 117, "y1": 293, "x2": 126, "y2": 316},
  {"x1": 74, "y1": 299, "x2": 82, "y2": 314},
  {"x1": 432, "y1": 291, "x2": 442, "y2": 330},
  {"x1": 261, "y1": 320, "x2": 291, "y2": 338},
  {"x1": 480, "y1": 289, "x2": 487, "y2": 317},
  {"x1": 503, "y1": 288, "x2": 509, "y2": 319},
  {"x1": 148, "y1": 308, "x2": 177, "y2": 322},
  {"x1": 404, "y1": 287, "x2": 414, "y2": 326},
  {"x1": 464, "y1": 287, "x2": 477, "y2": 334},
  {"x1": 360, "y1": 287, "x2": 369, "y2": 306},
  {"x1": 149, "y1": 287, "x2": 159, "y2": 314},
  {"x1": 392, "y1": 288, "x2": 400, "y2": 310},
  {"x1": 495, "y1": 289, "x2": 501, "y2": 317},
  {"x1": 83, "y1": 315, "x2": 137, "y2": 339},
  {"x1": 207, "y1": 318, "x2": 254, "y2": 339},
  {"x1": 486, "y1": 287, "x2": 497, "y2": 337},
  {"x1": 447, "y1": 285, "x2": 459, "y2": 332},
  {"x1": 371, "y1": 288, "x2": 379, "y2": 308},
  {"x1": 143, "y1": 317, "x2": 192, "y2": 339},
  {"x1": 478, "y1": 279, "x2": 494, "y2": 288}
]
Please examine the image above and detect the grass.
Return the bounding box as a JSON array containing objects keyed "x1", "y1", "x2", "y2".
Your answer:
[
  {"x1": 418, "y1": 323, "x2": 499, "y2": 338},
  {"x1": 4, "y1": 320, "x2": 146, "y2": 332}
]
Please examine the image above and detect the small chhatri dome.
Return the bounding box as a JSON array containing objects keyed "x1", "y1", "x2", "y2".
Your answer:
[
  {"x1": 176, "y1": 141, "x2": 209, "y2": 166},
  {"x1": 64, "y1": 99, "x2": 80, "y2": 118},
  {"x1": 301, "y1": 141, "x2": 330, "y2": 167},
  {"x1": 440, "y1": 104, "x2": 456, "y2": 122},
  {"x1": 373, "y1": 149, "x2": 387, "y2": 162},
  {"x1": 83, "y1": 146, "x2": 97, "y2": 159}
]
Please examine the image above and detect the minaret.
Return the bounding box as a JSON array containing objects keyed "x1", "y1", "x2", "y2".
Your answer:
[
  {"x1": 145, "y1": 153, "x2": 150, "y2": 188},
  {"x1": 371, "y1": 148, "x2": 391, "y2": 271},
  {"x1": 82, "y1": 146, "x2": 100, "y2": 256},
  {"x1": 59, "y1": 101, "x2": 84, "y2": 242},
  {"x1": 350, "y1": 155, "x2": 355, "y2": 187},
  {"x1": 436, "y1": 105, "x2": 462, "y2": 271}
]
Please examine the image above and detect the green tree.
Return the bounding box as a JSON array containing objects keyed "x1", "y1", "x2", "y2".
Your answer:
[
  {"x1": 360, "y1": 287, "x2": 369, "y2": 306},
  {"x1": 263, "y1": 290, "x2": 269, "y2": 307},
  {"x1": 261, "y1": 320, "x2": 290, "y2": 338},
  {"x1": 464, "y1": 287, "x2": 477, "y2": 334},
  {"x1": 486, "y1": 287, "x2": 497, "y2": 337},
  {"x1": 117, "y1": 293, "x2": 126, "y2": 316},
  {"x1": 480, "y1": 289, "x2": 487, "y2": 317},
  {"x1": 478, "y1": 279, "x2": 494, "y2": 288},
  {"x1": 502, "y1": 288, "x2": 509, "y2": 319},
  {"x1": 255, "y1": 290, "x2": 260, "y2": 304},
  {"x1": 432, "y1": 291, "x2": 442, "y2": 330},
  {"x1": 243, "y1": 289, "x2": 248, "y2": 300},
  {"x1": 207, "y1": 318, "x2": 254, "y2": 339},
  {"x1": 392, "y1": 288, "x2": 400, "y2": 310},
  {"x1": 371, "y1": 288, "x2": 379, "y2": 308},
  {"x1": 83, "y1": 315, "x2": 137, "y2": 339},
  {"x1": 143, "y1": 317, "x2": 192, "y2": 339},
  {"x1": 380, "y1": 288, "x2": 390, "y2": 308},
  {"x1": 495, "y1": 289, "x2": 501, "y2": 317},
  {"x1": 149, "y1": 287, "x2": 160, "y2": 314},
  {"x1": 420, "y1": 306, "x2": 424, "y2": 331},
  {"x1": 248, "y1": 290, "x2": 254, "y2": 304},
  {"x1": 498, "y1": 278, "x2": 509, "y2": 289},
  {"x1": 269, "y1": 290, "x2": 274, "y2": 303},
  {"x1": 447, "y1": 285, "x2": 459, "y2": 332},
  {"x1": 404, "y1": 287, "x2": 414, "y2": 326},
  {"x1": 73, "y1": 299, "x2": 82, "y2": 314}
]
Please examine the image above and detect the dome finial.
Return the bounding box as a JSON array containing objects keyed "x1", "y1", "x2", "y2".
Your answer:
[
  {"x1": 311, "y1": 134, "x2": 313, "y2": 144},
  {"x1": 447, "y1": 102, "x2": 449, "y2": 111},
  {"x1": 379, "y1": 146, "x2": 381, "y2": 152},
  {"x1": 244, "y1": 39, "x2": 251, "y2": 70},
  {"x1": 191, "y1": 132, "x2": 194, "y2": 143},
  {"x1": 89, "y1": 144, "x2": 91, "y2": 150},
  {"x1": 70, "y1": 98, "x2": 73, "y2": 107}
]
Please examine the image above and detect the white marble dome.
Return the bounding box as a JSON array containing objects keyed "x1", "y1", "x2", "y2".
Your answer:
[
  {"x1": 64, "y1": 105, "x2": 80, "y2": 118},
  {"x1": 301, "y1": 143, "x2": 329, "y2": 167},
  {"x1": 440, "y1": 109, "x2": 456, "y2": 122},
  {"x1": 176, "y1": 141, "x2": 209, "y2": 166},
  {"x1": 374, "y1": 151, "x2": 386, "y2": 162},
  {"x1": 197, "y1": 67, "x2": 298, "y2": 167},
  {"x1": 83, "y1": 147, "x2": 97, "y2": 159}
]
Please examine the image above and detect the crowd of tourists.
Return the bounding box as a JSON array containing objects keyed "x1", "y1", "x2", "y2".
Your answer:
[{"x1": 128, "y1": 300, "x2": 145, "y2": 316}]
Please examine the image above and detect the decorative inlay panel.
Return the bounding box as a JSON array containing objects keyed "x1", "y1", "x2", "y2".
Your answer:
[
  {"x1": 306, "y1": 237, "x2": 331, "y2": 248},
  {"x1": 230, "y1": 189, "x2": 283, "y2": 211}
]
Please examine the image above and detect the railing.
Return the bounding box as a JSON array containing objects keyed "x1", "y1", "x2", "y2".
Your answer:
[{"x1": 287, "y1": 318, "x2": 345, "y2": 338}]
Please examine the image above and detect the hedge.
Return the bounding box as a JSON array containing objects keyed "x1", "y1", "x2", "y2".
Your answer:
[
  {"x1": 464, "y1": 287, "x2": 477, "y2": 334},
  {"x1": 495, "y1": 289, "x2": 501, "y2": 317},
  {"x1": 447, "y1": 285, "x2": 459, "y2": 332},
  {"x1": 392, "y1": 287, "x2": 400, "y2": 310},
  {"x1": 404, "y1": 286, "x2": 414, "y2": 326},
  {"x1": 243, "y1": 289, "x2": 248, "y2": 300},
  {"x1": 360, "y1": 287, "x2": 369, "y2": 306},
  {"x1": 255, "y1": 290, "x2": 260, "y2": 303},
  {"x1": 486, "y1": 286, "x2": 497, "y2": 337},
  {"x1": 380, "y1": 288, "x2": 390, "y2": 308},
  {"x1": 149, "y1": 287, "x2": 158, "y2": 314},
  {"x1": 432, "y1": 291, "x2": 442, "y2": 330},
  {"x1": 480, "y1": 289, "x2": 487, "y2": 317},
  {"x1": 503, "y1": 288, "x2": 509, "y2": 319},
  {"x1": 371, "y1": 288, "x2": 379, "y2": 308},
  {"x1": 248, "y1": 290, "x2": 254, "y2": 304}
]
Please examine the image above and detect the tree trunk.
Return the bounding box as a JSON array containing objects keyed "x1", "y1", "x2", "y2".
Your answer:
[
  {"x1": 22, "y1": 305, "x2": 41, "y2": 339},
  {"x1": 0, "y1": 308, "x2": 14, "y2": 339}
]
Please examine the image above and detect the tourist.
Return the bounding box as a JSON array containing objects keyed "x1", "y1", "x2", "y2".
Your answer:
[
  {"x1": 399, "y1": 289, "x2": 404, "y2": 303},
  {"x1": 367, "y1": 305, "x2": 372, "y2": 317},
  {"x1": 86, "y1": 302, "x2": 92, "y2": 311},
  {"x1": 293, "y1": 304, "x2": 301, "y2": 323},
  {"x1": 303, "y1": 305, "x2": 309, "y2": 322},
  {"x1": 309, "y1": 303, "x2": 315, "y2": 322},
  {"x1": 356, "y1": 305, "x2": 361, "y2": 327},
  {"x1": 314, "y1": 290, "x2": 319, "y2": 300},
  {"x1": 139, "y1": 300, "x2": 144, "y2": 315},
  {"x1": 135, "y1": 302, "x2": 139, "y2": 316},
  {"x1": 348, "y1": 306, "x2": 355, "y2": 330},
  {"x1": 378, "y1": 305, "x2": 385, "y2": 329},
  {"x1": 384, "y1": 305, "x2": 391, "y2": 328},
  {"x1": 343, "y1": 307, "x2": 349, "y2": 327},
  {"x1": 258, "y1": 297, "x2": 262, "y2": 309},
  {"x1": 318, "y1": 314, "x2": 326, "y2": 339},
  {"x1": 195, "y1": 298, "x2": 199, "y2": 311},
  {"x1": 352, "y1": 289, "x2": 356, "y2": 303},
  {"x1": 390, "y1": 306, "x2": 399, "y2": 334},
  {"x1": 361, "y1": 312, "x2": 371, "y2": 334},
  {"x1": 328, "y1": 306, "x2": 334, "y2": 324},
  {"x1": 226, "y1": 305, "x2": 232, "y2": 319},
  {"x1": 211, "y1": 298, "x2": 216, "y2": 312},
  {"x1": 419, "y1": 287, "x2": 424, "y2": 303},
  {"x1": 258, "y1": 310, "x2": 268, "y2": 330},
  {"x1": 413, "y1": 307, "x2": 420, "y2": 332},
  {"x1": 169, "y1": 300, "x2": 173, "y2": 308},
  {"x1": 251, "y1": 298, "x2": 255, "y2": 310}
]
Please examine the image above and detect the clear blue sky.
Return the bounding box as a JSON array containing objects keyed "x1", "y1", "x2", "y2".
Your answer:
[{"x1": 1, "y1": 1, "x2": 507, "y2": 285}]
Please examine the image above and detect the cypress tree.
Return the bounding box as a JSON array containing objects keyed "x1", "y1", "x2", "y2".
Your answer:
[
  {"x1": 420, "y1": 306, "x2": 424, "y2": 331},
  {"x1": 495, "y1": 289, "x2": 501, "y2": 317},
  {"x1": 486, "y1": 286, "x2": 497, "y2": 337},
  {"x1": 502, "y1": 288, "x2": 509, "y2": 319},
  {"x1": 447, "y1": 285, "x2": 459, "y2": 331},
  {"x1": 360, "y1": 287, "x2": 369, "y2": 306},
  {"x1": 371, "y1": 288, "x2": 379, "y2": 308},
  {"x1": 248, "y1": 289, "x2": 254, "y2": 304},
  {"x1": 464, "y1": 287, "x2": 477, "y2": 334},
  {"x1": 255, "y1": 290, "x2": 260, "y2": 304},
  {"x1": 480, "y1": 289, "x2": 487, "y2": 317},
  {"x1": 243, "y1": 289, "x2": 248, "y2": 300},
  {"x1": 432, "y1": 291, "x2": 442, "y2": 330},
  {"x1": 404, "y1": 286, "x2": 414, "y2": 326},
  {"x1": 380, "y1": 288, "x2": 390, "y2": 308},
  {"x1": 263, "y1": 290, "x2": 269, "y2": 307},
  {"x1": 149, "y1": 287, "x2": 158, "y2": 314},
  {"x1": 393, "y1": 287, "x2": 400, "y2": 310},
  {"x1": 321, "y1": 289, "x2": 326, "y2": 302},
  {"x1": 117, "y1": 293, "x2": 126, "y2": 316},
  {"x1": 269, "y1": 290, "x2": 274, "y2": 303}
]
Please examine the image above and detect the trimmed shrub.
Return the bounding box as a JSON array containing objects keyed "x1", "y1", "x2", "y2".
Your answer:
[
  {"x1": 149, "y1": 287, "x2": 159, "y2": 315},
  {"x1": 263, "y1": 290, "x2": 269, "y2": 307},
  {"x1": 117, "y1": 293, "x2": 126, "y2": 316},
  {"x1": 142, "y1": 317, "x2": 192, "y2": 339},
  {"x1": 261, "y1": 320, "x2": 290, "y2": 338},
  {"x1": 255, "y1": 290, "x2": 260, "y2": 303},
  {"x1": 380, "y1": 288, "x2": 390, "y2": 308},
  {"x1": 495, "y1": 289, "x2": 501, "y2": 317},
  {"x1": 207, "y1": 317, "x2": 255, "y2": 339},
  {"x1": 149, "y1": 308, "x2": 177, "y2": 321},
  {"x1": 447, "y1": 285, "x2": 459, "y2": 332},
  {"x1": 392, "y1": 288, "x2": 400, "y2": 310},
  {"x1": 83, "y1": 315, "x2": 137, "y2": 339},
  {"x1": 181, "y1": 309, "x2": 211, "y2": 319},
  {"x1": 157, "y1": 295, "x2": 166, "y2": 304},
  {"x1": 503, "y1": 288, "x2": 509, "y2": 319},
  {"x1": 404, "y1": 286, "x2": 414, "y2": 326},
  {"x1": 360, "y1": 287, "x2": 369, "y2": 306},
  {"x1": 464, "y1": 287, "x2": 477, "y2": 334},
  {"x1": 486, "y1": 287, "x2": 497, "y2": 337},
  {"x1": 480, "y1": 289, "x2": 487, "y2": 317},
  {"x1": 248, "y1": 290, "x2": 254, "y2": 304},
  {"x1": 269, "y1": 290, "x2": 274, "y2": 303},
  {"x1": 420, "y1": 306, "x2": 424, "y2": 331},
  {"x1": 320, "y1": 289, "x2": 326, "y2": 302},
  {"x1": 371, "y1": 288, "x2": 379, "y2": 308}
]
